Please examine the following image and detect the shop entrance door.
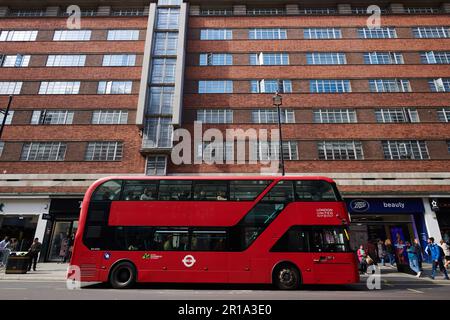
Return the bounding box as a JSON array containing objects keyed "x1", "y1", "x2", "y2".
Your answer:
[{"x1": 47, "y1": 221, "x2": 78, "y2": 262}]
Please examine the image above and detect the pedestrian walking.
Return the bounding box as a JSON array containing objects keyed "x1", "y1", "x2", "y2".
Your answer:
[
  {"x1": 385, "y1": 239, "x2": 396, "y2": 266},
  {"x1": 425, "y1": 237, "x2": 449, "y2": 280},
  {"x1": 377, "y1": 240, "x2": 386, "y2": 266},
  {"x1": 406, "y1": 241, "x2": 421, "y2": 277},
  {"x1": 413, "y1": 238, "x2": 423, "y2": 271},
  {"x1": 27, "y1": 238, "x2": 42, "y2": 272},
  {"x1": 357, "y1": 245, "x2": 368, "y2": 274},
  {"x1": 0, "y1": 236, "x2": 10, "y2": 267},
  {"x1": 439, "y1": 239, "x2": 450, "y2": 269}
]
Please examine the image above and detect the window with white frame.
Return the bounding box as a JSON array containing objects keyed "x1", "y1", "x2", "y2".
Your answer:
[
  {"x1": 247, "y1": 8, "x2": 285, "y2": 15},
  {"x1": 429, "y1": 78, "x2": 450, "y2": 92},
  {"x1": 313, "y1": 109, "x2": 357, "y2": 123},
  {"x1": 364, "y1": 52, "x2": 404, "y2": 64},
  {"x1": 197, "y1": 109, "x2": 233, "y2": 123},
  {"x1": 0, "y1": 30, "x2": 38, "y2": 41},
  {"x1": 102, "y1": 54, "x2": 136, "y2": 67},
  {"x1": 143, "y1": 118, "x2": 173, "y2": 148},
  {"x1": 382, "y1": 140, "x2": 429, "y2": 160},
  {"x1": 437, "y1": 108, "x2": 450, "y2": 122},
  {"x1": 1, "y1": 54, "x2": 31, "y2": 67},
  {"x1": 251, "y1": 80, "x2": 292, "y2": 93},
  {"x1": 413, "y1": 27, "x2": 449, "y2": 38},
  {"x1": 0, "y1": 82, "x2": 22, "y2": 95},
  {"x1": 304, "y1": 28, "x2": 342, "y2": 39},
  {"x1": 200, "y1": 9, "x2": 233, "y2": 16},
  {"x1": 107, "y1": 30, "x2": 139, "y2": 41},
  {"x1": 92, "y1": 110, "x2": 128, "y2": 124},
  {"x1": 151, "y1": 58, "x2": 176, "y2": 83},
  {"x1": 112, "y1": 8, "x2": 144, "y2": 16},
  {"x1": 157, "y1": 8, "x2": 180, "y2": 29},
  {"x1": 318, "y1": 141, "x2": 364, "y2": 160},
  {"x1": 375, "y1": 108, "x2": 419, "y2": 123},
  {"x1": 21, "y1": 142, "x2": 66, "y2": 161},
  {"x1": 249, "y1": 28, "x2": 287, "y2": 40},
  {"x1": 85, "y1": 141, "x2": 123, "y2": 161},
  {"x1": 46, "y1": 55, "x2": 86, "y2": 67},
  {"x1": 250, "y1": 52, "x2": 289, "y2": 65},
  {"x1": 53, "y1": 30, "x2": 91, "y2": 41},
  {"x1": 98, "y1": 81, "x2": 132, "y2": 94},
  {"x1": 306, "y1": 52, "x2": 346, "y2": 65},
  {"x1": 199, "y1": 53, "x2": 233, "y2": 66},
  {"x1": 0, "y1": 110, "x2": 14, "y2": 125},
  {"x1": 39, "y1": 82, "x2": 80, "y2": 95},
  {"x1": 31, "y1": 110, "x2": 74, "y2": 125},
  {"x1": 200, "y1": 29, "x2": 233, "y2": 40},
  {"x1": 154, "y1": 32, "x2": 178, "y2": 55},
  {"x1": 369, "y1": 79, "x2": 411, "y2": 92},
  {"x1": 405, "y1": 7, "x2": 441, "y2": 14},
  {"x1": 252, "y1": 109, "x2": 295, "y2": 123},
  {"x1": 198, "y1": 141, "x2": 234, "y2": 162},
  {"x1": 158, "y1": 0, "x2": 181, "y2": 5},
  {"x1": 301, "y1": 8, "x2": 337, "y2": 15},
  {"x1": 148, "y1": 87, "x2": 174, "y2": 115},
  {"x1": 0, "y1": 141, "x2": 4, "y2": 158},
  {"x1": 198, "y1": 81, "x2": 233, "y2": 93},
  {"x1": 146, "y1": 155, "x2": 167, "y2": 175},
  {"x1": 252, "y1": 141, "x2": 299, "y2": 161},
  {"x1": 358, "y1": 27, "x2": 397, "y2": 39},
  {"x1": 421, "y1": 52, "x2": 450, "y2": 64},
  {"x1": 9, "y1": 9, "x2": 45, "y2": 17},
  {"x1": 310, "y1": 80, "x2": 351, "y2": 93}
]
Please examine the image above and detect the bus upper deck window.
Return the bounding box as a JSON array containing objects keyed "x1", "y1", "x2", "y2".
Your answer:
[
  {"x1": 295, "y1": 180, "x2": 337, "y2": 201},
  {"x1": 92, "y1": 180, "x2": 122, "y2": 201}
]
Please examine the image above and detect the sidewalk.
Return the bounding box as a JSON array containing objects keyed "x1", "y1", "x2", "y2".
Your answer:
[
  {"x1": 0, "y1": 263, "x2": 68, "y2": 281},
  {"x1": 363, "y1": 263, "x2": 450, "y2": 284}
]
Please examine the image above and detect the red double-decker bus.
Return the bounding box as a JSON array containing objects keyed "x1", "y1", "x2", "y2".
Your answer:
[{"x1": 69, "y1": 176, "x2": 359, "y2": 289}]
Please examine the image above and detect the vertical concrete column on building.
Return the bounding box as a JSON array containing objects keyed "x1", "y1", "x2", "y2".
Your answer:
[
  {"x1": 189, "y1": 5, "x2": 200, "y2": 16},
  {"x1": 0, "y1": 7, "x2": 9, "y2": 17},
  {"x1": 285, "y1": 4, "x2": 300, "y2": 15},
  {"x1": 172, "y1": 2, "x2": 188, "y2": 126},
  {"x1": 45, "y1": 6, "x2": 60, "y2": 17},
  {"x1": 337, "y1": 4, "x2": 352, "y2": 14},
  {"x1": 442, "y1": 3, "x2": 450, "y2": 13},
  {"x1": 390, "y1": 3, "x2": 405, "y2": 14},
  {"x1": 423, "y1": 198, "x2": 442, "y2": 241},
  {"x1": 97, "y1": 6, "x2": 112, "y2": 16},
  {"x1": 233, "y1": 5, "x2": 246, "y2": 16},
  {"x1": 136, "y1": 3, "x2": 157, "y2": 127}
]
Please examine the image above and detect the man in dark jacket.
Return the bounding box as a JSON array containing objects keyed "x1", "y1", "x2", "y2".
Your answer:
[
  {"x1": 425, "y1": 237, "x2": 449, "y2": 280},
  {"x1": 28, "y1": 238, "x2": 42, "y2": 271}
]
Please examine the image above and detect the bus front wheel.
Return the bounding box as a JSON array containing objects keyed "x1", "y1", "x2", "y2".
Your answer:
[
  {"x1": 273, "y1": 263, "x2": 301, "y2": 290},
  {"x1": 109, "y1": 261, "x2": 136, "y2": 289}
]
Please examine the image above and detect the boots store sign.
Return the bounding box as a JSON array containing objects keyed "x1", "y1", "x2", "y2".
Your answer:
[{"x1": 347, "y1": 198, "x2": 424, "y2": 214}]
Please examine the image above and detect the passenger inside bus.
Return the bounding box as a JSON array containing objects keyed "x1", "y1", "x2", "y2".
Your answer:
[
  {"x1": 140, "y1": 188, "x2": 155, "y2": 200},
  {"x1": 216, "y1": 191, "x2": 227, "y2": 201}
]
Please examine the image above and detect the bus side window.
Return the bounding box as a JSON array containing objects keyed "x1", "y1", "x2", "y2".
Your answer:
[
  {"x1": 92, "y1": 180, "x2": 122, "y2": 201},
  {"x1": 122, "y1": 181, "x2": 158, "y2": 201},
  {"x1": 295, "y1": 180, "x2": 337, "y2": 201},
  {"x1": 193, "y1": 181, "x2": 228, "y2": 201},
  {"x1": 158, "y1": 180, "x2": 192, "y2": 201},
  {"x1": 262, "y1": 181, "x2": 294, "y2": 203},
  {"x1": 229, "y1": 180, "x2": 271, "y2": 201}
]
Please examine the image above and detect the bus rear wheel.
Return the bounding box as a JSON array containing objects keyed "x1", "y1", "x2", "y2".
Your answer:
[
  {"x1": 273, "y1": 264, "x2": 301, "y2": 290},
  {"x1": 109, "y1": 261, "x2": 136, "y2": 289}
]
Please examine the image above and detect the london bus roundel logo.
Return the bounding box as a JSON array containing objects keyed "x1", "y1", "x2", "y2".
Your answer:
[{"x1": 182, "y1": 255, "x2": 196, "y2": 268}]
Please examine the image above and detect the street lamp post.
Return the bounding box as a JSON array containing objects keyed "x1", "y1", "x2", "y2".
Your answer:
[
  {"x1": 0, "y1": 95, "x2": 13, "y2": 141},
  {"x1": 272, "y1": 92, "x2": 285, "y2": 176}
]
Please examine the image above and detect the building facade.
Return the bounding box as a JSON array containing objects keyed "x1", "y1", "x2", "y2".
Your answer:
[{"x1": 0, "y1": 0, "x2": 449, "y2": 260}]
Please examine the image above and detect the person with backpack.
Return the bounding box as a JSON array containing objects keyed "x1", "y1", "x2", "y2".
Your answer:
[
  {"x1": 425, "y1": 237, "x2": 449, "y2": 280},
  {"x1": 406, "y1": 241, "x2": 421, "y2": 277}
]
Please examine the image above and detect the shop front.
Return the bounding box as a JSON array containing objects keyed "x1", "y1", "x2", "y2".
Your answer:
[
  {"x1": 430, "y1": 198, "x2": 450, "y2": 244},
  {"x1": 0, "y1": 198, "x2": 49, "y2": 251},
  {"x1": 346, "y1": 198, "x2": 427, "y2": 273},
  {"x1": 41, "y1": 199, "x2": 82, "y2": 262}
]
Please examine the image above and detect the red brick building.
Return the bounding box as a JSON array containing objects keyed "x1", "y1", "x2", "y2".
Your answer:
[{"x1": 0, "y1": 0, "x2": 449, "y2": 259}]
